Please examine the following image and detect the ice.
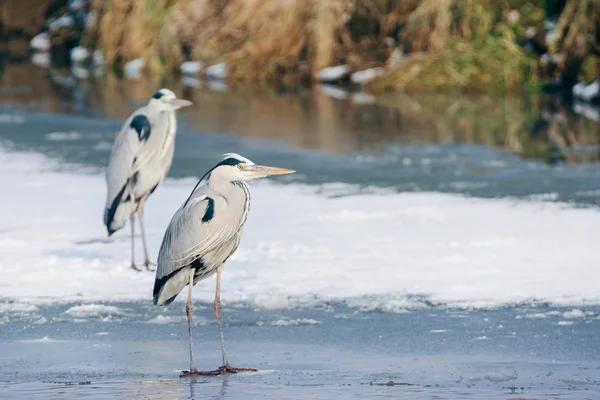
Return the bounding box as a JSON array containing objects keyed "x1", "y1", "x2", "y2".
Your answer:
[
  {"x1": 558, "y1": 321, "x2": 574, "y2": 326},
  {"x1": 563, "y1": 309, "x2": 586, "y2": 319},
  {"x1": 430, "y1": 330, "x2": 446, "y2": 333},
  {"x1": 0, "y1": 114, "x2": 25, "y2": 124},
  {"x1": 0, "y1": 303, "x2": 38, "y2": 313},
  {"x1": 18, "y1": 336, "x2": 56, "y2": 343},
  {"x1": 64, "y1": 304, "x2": 125, "y2": 318},
  {"x1": 46, "y1": 131, "x2": 82, "y2": 141},
  {"x1": 271, "y1": 318, "x2": 321, "y2": 326},
  {"x1": 145, "y1": 315, "x2": 188, "y2": 324},
  {"x1": 258, "y1": 318, "x2": 321, "y2": 326},
  {"x1": 1, "y1": 148, "x2": 600, "y2": 312}
]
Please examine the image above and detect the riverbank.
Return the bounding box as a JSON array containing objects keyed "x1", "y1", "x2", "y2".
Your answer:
[{"x1": 5, "y1": 0, "x2": 599, "y2": 94}]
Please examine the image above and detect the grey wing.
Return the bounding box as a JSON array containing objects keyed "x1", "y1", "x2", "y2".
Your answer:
[
  {"x1": 103, "y1": 109, "x2": 149, "y2": 234},
  {"x1": 152, "y1": 192, "x2": 237, "y2": 306}
]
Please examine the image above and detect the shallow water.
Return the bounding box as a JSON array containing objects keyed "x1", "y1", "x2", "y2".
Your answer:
[
  {"x1": 1, "y1": 302, "x2": 600, "y2": 399},
  {"x1": 1, "y1": 61, "x2": 600, "y2": 399}
]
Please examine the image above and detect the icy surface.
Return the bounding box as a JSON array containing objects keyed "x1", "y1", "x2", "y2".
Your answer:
[{"x1": 1, "y1": 148, "x2": 600, "y2": 311}]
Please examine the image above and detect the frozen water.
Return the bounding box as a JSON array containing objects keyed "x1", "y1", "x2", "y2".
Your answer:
[{"x1": 1, "y1": 148, "x2": 600, "y2": 312}]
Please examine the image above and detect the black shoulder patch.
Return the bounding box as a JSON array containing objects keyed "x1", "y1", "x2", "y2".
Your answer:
[
  {"x1": 130, "y1": 115, "x2": 151, "y2": 141},
  {"x1": 152, "y1": 91, "x2": 163, "y2": 99},
  {"x1": 201, "y1": 197, "x2": 215, "y2": 223}
]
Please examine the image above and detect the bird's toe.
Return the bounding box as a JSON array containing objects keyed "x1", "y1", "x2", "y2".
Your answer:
[
  {"x1": 225, "y1": 366, "x2": 258, "y2": 374},
  {"x1": 144, "y1": 260, "x2": 156, "y2": 272},
  {"x1": 130, "y1": 264, "x2": 142, "y2": 272}
]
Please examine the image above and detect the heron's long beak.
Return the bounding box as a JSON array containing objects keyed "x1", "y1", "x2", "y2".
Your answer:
[
  {"x1": 169, "y1": 98, "x2": 193, "y2": 109},
  {"x1": 249, "y1": 165, "x2": 295, "y2": 176}
]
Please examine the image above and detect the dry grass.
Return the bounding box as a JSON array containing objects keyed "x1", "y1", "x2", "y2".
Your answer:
[
  {"x1": 88, "y1": 0, "x2": 419, "y2": 83},
  {"x1": 401, "y1": 0, "x2": 496, "y2": 52},
  {"x1": 371, "y1": 25, "x2": 539, "y2": 92},
  {"x1": 551, "y1": 0, "x2": 600, "y2": 81},
  {"x1": 88, "y1": 0, "x2": 556, "y2": 89}
]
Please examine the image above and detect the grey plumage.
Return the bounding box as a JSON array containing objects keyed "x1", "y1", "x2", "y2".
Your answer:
[
  {"x1": 104, "y1": 88, "x2": 192, "y2": 270},
  {"x1": 152, "y1": 153, "x2": 294, "y2": 376},
  {"x1": 153, "y1": 154, "x2": 251, "y2": 305}
]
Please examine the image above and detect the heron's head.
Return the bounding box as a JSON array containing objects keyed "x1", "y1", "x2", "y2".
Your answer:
[
  {"x1": 211, "y1": 153, "x2": 295, "y2": 181},
  {"x1": 149, "y1": 88, "x2": 192, "y2": 112}
]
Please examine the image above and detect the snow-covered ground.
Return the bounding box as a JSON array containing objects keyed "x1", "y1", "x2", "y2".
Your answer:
[{"x1": 1, "y1": 148, "x2": 599, "y2": 311}]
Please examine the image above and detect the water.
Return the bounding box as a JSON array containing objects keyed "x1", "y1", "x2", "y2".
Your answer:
[
  {"x1": 1, "y1": 60, "x2": 600, "y2": 399},
  {"x1": 1, "y1": 302, "x2": 600, "y2": 399}
]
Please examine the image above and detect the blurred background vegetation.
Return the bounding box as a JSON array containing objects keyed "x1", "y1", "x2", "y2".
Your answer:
[
  {"x1": 0, "y1": 0, "x2": 599, "y2": 163},
  {"x1": 1, "y1": 0, "x2": 598, "y2": 90}
]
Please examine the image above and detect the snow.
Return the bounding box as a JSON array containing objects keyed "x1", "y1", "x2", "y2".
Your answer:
[
  {"x1": 181, "y1": 61, "x2": 203, "y2": 76},
  {"x1": 316, "y1": 65, "x2": 351, "y2": 83},
  {"x1": 350, "y1": 68, "x2": 381, "y2": 85},
  {"x1": 70, "y1": 47, "x2": 89, "y2": 64},
  {"x1": 18, "y1": 336, "x2": 57, "y2": 343},
  {"x1": 49, "y1": 15, "x2": 74, "y2": 32},
  {"x1": 260, "y1": 318, "x2": 322, "y2": 327},
  {"x1": 93, "y1": 50, "x2": 106, "y2": 66},
  {"x1": 64, "y1": 304, "x2": 125, "y2": 318},
  {"x1": 572, "y1": 81, "x2": 587, "y2": 97},
  {"x1": 46, "y1": 131, "x2": 82, "y2": 141},
  {"x1": 0, "y1": 114, "x2": 25, "y2": 124},
  {"x1": 31, "y1": 52, "x2": 51, "y2": 69},
  {"x1": 563, "y1": 309, "x2": 587, "y2": 319},
  {"x1": 204, "y1": 63, "x2": 228, "y2": 80},
  {"x1": 1, "y1": 148, "x2": 600, "y2": 312},
  {"x1": 576, "y1": 81, "x2": 600, "y2": 102},
  {"x1": 124, "y1": 58, "x2": 145, "y2": 80},
  {"x1": 145, "y1": 315, "x2": 189, "y2": 324},
  {"x1": 30, "y1": 33, "x2": 51, "y2": 51}
]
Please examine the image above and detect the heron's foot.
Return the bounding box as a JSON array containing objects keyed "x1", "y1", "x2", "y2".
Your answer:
[
  {"x1": 130, "y1": 263, "x2": 142, "y2": 272},
  {"x1": 144, "y1": 259, "x2": 156, "y2": 272},
  {"x1": 179, "y1": 365, "x2": 258, "y2": 377},
  {"x1": 179, "y1": 368, "x2": 201, "y2": 378}
]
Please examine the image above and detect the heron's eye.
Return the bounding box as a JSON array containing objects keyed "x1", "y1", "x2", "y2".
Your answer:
[
  {"x1": 237, "y1": 164, "x2": 244, "y2": 170},
  {"x1": 160, "y1": 97, "x2": 167, "y2": 103}
]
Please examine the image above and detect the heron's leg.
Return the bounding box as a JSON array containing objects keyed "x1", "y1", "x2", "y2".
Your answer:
[
  {"x1": 181, "y1": 266, "x2": 257, "y2": 377},
  {"x1": 127, "y1": 187, "x2": 141, "y2": 272},
  {"x1": 180, "y1": 268, "x2": 198, "y2": 377},
  {"x1": 136, "y1": 196, "x2": 155, "y2": 271},
  {"x1": 214, "y1": 265, "x2": 229, "y2": 367},
  {"x1": 187, "y1": 268, "x2": 196, "y2": 372},
  {"x1": 129, "y1": 213, "x2": 140, "y2": 271}
]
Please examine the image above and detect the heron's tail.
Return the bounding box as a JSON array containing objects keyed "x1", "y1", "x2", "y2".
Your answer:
[
  {"x1": 104, "y1": 186, "x2": 131, "y2": 236},
  {"x1": 153, "y1": 267, "x2": 191, "y2": 306}
]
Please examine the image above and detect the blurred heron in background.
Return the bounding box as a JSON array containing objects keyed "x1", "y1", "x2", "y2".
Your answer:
[
  {"x1": 152, "y1": 153, "x2": 294, "y2": 376},
  {"x1": 104, "y1": 88, "x2": 192, "y2": 271}
]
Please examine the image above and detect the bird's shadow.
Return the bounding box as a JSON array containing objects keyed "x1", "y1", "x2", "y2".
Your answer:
[{"x1": 73, "y1": 235, "x2": 141, "y2": 245}]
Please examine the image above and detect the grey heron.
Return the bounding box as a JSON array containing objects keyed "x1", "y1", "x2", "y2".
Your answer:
[
  {"x1": 152, "y1": 153, "x2": 294, "y2": 376},
  {"x1": 104, "y1": 88, "x2": 192, "y2": 271}
]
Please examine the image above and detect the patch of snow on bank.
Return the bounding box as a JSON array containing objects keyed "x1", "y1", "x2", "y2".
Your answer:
[{"x1": 1, "y1": 148, "x2": 600, "y2": 312}]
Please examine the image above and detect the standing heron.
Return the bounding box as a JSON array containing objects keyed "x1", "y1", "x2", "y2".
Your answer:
[
  {"x1": 104, "y1": 88, "x2": 192, "y2": 271},
  {"x1": 152, "y1": 153, "x2": 294, "y2": 376}
]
